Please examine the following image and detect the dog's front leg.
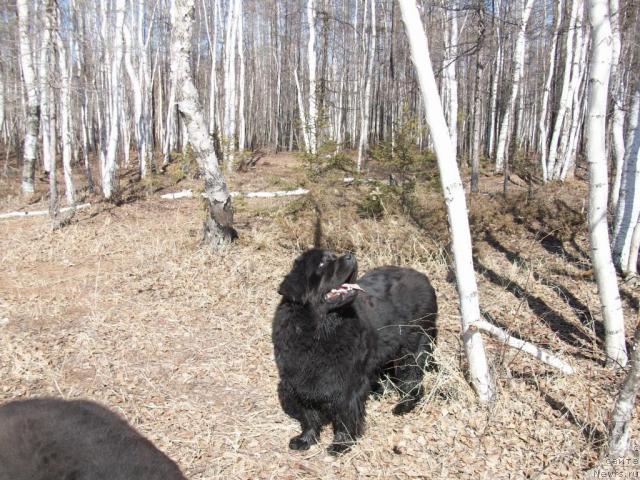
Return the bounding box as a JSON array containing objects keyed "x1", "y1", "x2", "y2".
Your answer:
[
  {"x1": 289, "y1": 408, "x2": 324, "y2": 451},
  {"x1": 328, "y1": 397, "x2": 366, "y2": 455}
]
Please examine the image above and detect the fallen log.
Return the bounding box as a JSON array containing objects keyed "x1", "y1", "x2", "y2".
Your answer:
[
  {"x1": 0, "y1": 203, "x2": 91, "y2": 220},
  {"x1": 160, "y1": 188, "x2": 309, "y2": 200},
  {"x1": 466, "y1": 319, "x2": 574, "y2": 374}
]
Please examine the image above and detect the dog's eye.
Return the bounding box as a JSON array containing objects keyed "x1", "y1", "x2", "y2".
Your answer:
[{"x1": 318, "y1": 262, "x2": 326, "y2": 269}]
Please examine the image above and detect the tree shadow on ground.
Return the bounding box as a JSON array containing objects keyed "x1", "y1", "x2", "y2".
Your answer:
[
  {"x1": 484, "y1": 231, "x2": 604, "y2": 346},
  {"x1": 479, "y1": 309, "x2": 602, "y2": 365},
  {"x1": 475, "y1": 258, "x2": 601, "y2": 360},
  {"x1": 510, "y1": 370, "x2": 605, "y2": 447},
  {"x1": 524, "y1": 226, "x2": 591, "y2": 271}
]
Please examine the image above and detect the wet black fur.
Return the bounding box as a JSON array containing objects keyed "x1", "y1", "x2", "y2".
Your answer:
[
  {"x1": 0, "y1": 398, "x2": 185, "y2": 480},
  {"x1": 272, "y1": 249, "x2": 438, "y2": 455}
]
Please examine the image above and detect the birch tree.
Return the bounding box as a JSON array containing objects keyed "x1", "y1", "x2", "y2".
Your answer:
[
  {"x1": 585, "y1": 0, "x2": 627, "y2": 368},
  {"x1": 356, "y1": 0, "x2": 376, "y2": 172},
  {"x1": 606, "y1": 319, "x2": 640, "y2": 458},
  {"x1": 102, "y1": 0, "x2": 126, "y2": 200},
  {"x1": 170, "y1": 0, "x2": 237, "y2": 248},
  {"x1": 612, "y1": 85, "x2": 640, "y2": 276},
  {"x1": 306, "y1": 0, "x2": 318, "y2": 155},
  {"x1": 17, "y1": 0, "x2": 39, "y2": 195},
  {"x1": 609, "y1": 0, "x2": 625, "y2": 209},
  {"x1": 538, "y1": 0, "x2": 564, "y2": 182},
  {"x1": 399, "y1": 0, "x2": 494, "y2": 402},
  {"x1": 494, "y1": 0, "x2": 535, "y2": 173}
]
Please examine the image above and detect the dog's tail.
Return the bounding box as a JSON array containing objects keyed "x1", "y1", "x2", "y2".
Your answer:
[{"x1": 313, "y1": 204, "x2": 322, "y2": 248}]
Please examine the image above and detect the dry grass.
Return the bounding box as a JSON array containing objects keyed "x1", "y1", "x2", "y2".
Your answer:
[{"x1": 0, "y1": 154, "x2": 638, "y2": 479}]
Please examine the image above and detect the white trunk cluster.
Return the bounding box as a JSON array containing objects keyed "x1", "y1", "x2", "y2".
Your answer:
[
  {"x1": 538, "y1": 0, "x2": 564, "y2": 182},
  {"x1": 585, "y1": 0, "x2": 627, "y2": 368},
  {"x1": 356, "y1": 0, "x2": 376, "y2": 172},
  {"x1": 494, "y1": 0, "x2": 535, "y2": 173},
  {"x1": 102, "y1": 0, "x2": 126, "y2": 200}
]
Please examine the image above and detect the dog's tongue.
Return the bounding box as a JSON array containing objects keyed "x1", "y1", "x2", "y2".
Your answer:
[{"x1": 325, "y1": 283, "x2": 363, "y2": 301}]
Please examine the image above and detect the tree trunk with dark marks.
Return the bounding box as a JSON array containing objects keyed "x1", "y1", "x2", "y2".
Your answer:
[{"x1": 170, "y1": 0, "x2": 237, "y2": 249}]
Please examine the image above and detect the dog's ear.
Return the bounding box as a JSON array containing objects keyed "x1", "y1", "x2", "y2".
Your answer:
[{"x1": 278, "y1": 273, "x2": 305, "y2": 302}]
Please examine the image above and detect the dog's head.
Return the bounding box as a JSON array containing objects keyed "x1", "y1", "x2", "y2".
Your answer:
[{"x1": 278, "y1": 249, "x2": 360, "y2": 310}]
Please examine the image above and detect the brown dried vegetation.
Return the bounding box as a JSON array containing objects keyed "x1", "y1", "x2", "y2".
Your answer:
[{"x1": 0, "y1": 154, "x2": 638, "y2": 478}]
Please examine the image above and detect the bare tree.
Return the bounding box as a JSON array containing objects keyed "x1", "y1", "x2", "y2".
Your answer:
[
  {"x1": 399, "y1": 0, "x2": 494, "y2": 403},
  {"x1": 606, "y1": 319, "x2": 640, "y2": 458},
  {"x1": 585, "y1": 0, "x2": 627, "y2": 368},
  {"x1": 16, "y1": 0, "x2": 39, "y2": 195},
  {"x1": 170, "y1": 0, "x2": 237, "y2": 249}
]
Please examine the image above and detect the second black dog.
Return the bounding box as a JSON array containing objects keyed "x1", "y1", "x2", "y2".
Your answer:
[{"x1": 272, "y1": 249, "x2": 438, "y2": 454}]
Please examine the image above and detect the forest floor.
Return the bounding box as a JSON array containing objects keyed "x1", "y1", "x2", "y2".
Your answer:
[{"x1": 0, "y1": 153, "x2": 639, "y2": 479}]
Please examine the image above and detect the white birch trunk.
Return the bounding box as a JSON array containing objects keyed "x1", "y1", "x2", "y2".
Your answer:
[
  {"x1": 294, "y1": 67, "x2": 310, "y2": 152},
  {"x1": 538, "y1": 0, "x2": 563, "y2": 182},
  {"x1": 206, "y1": 0, "x2": 218, "y2": 136},
  {"x1": 488, "y1": 0, "x2": 502, "y2": 158},
  {"x1": 607, "y1": 320, "x2": 640, "y2": 458},
  {"x1": 138, "y1": 0, "x2": 152, "y2": 177},
  {"x1": 307, "y1": 0, "x2": 318, "y2": 155},
  {"x1": 123, "y1": 25, "x2": 144, "y2": 173},
  {"x1": 103, "y1": 0, "x2": 126, "y2": 199},
  {"x1": 17, "y1": 0, "x2": 39, "y2": 195},
  {"x1": 38, "y1": 6, "x2": 52, "y2": 175},
  {"x1": 55, "y1": 24, "x2": 76, "y2": 207},
  {"x1": 612, "y1": 86, "x2": 640, "y2": 275},
  {"x1": 399, "y1": 0, "x2": 494, "y2": 403},
  {"x1": 237, "y1": 1, "x2": 245, "y2": 151},
  {"x1": 443, "y1": 2, "x2": 459, "y2": 160},
  {"x1": 494, "y1": 0, "x2": 535, "y2": 173},
  {"x1": 609, "y1": 0, "x2": 625, "y2": 210},
  {"x1": 356, "y1": 0, "x2": 376, "y2": 172},
  {"x1": 547, "y1": 0, "x2": 582, "y2": 179},
  {"x1": 586, "y1": 0, "x2": 627, "y2": 368},
  {"x1": 559, "y1": 30, "x2": 590, "y2": 181},
  {"x1": 223, "y1": 0, "x2": 239, "y2": 168},
  {"x1": 170, "y1": 0, "x2": 236, "y2": 248}
]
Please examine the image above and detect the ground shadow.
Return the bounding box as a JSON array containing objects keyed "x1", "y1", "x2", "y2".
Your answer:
[
  {"x1": 475, "y1": 258, "x2": 599, "y2": 356},
  {"x1": 524, "y1": 226, "x2": 591, "y2": 271},
  {"x1": 511, "y1": 370, "x2": 605, "y2": 447},
  {"x1": 484, "y1": 232, "x2": 604, "y2": 346}
]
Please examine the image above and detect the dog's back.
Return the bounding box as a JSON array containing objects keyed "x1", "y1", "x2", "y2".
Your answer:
[
  {"x1": 0, "y1": 398, "x2": 185, "y2": 480},
  {"x1": 355, "y1": 266, "x2": 437, "y2": 335}
]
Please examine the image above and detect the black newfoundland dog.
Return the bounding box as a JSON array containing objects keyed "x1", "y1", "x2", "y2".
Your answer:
[
  {"x1": 0, "y1": 398, "x2": 185, "y2": 480},
  {"x1": 272, "y1": 249, "x2": 437, "y2": 454}
]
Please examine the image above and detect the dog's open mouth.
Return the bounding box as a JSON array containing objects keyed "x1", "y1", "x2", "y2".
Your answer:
[{"x1": 325, "y1": 283, "x2": 363, "y2": 302}]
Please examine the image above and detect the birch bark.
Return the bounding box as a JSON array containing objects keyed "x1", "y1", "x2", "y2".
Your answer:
[
  {"x1": 399, "y1": 0, "x2": 494, "y2": 402},
  {"x1": 538, "y1": 0, "x2": 563, "y2": 182},
  {"x1": 102, "y1": 0, "x2": 126, "y2": 200},
  {"x1": 586, "y1": 0, "x2": 627, "y2": 367},
  {"x1": 356, "y1": 0, "x2": 376, "y2": 172},
  {"x1": 17, "y1": 0, "x2": 39, "y2": 195},
  {"x1": 170, "y1": 0, "x2": 236, "y2": 249},
  {"x1": 494, "y1": 0, "x2": 535, "y2": 173},
  {"x1": 612, "y1": 86, "x2": 640, "y2": 275}
]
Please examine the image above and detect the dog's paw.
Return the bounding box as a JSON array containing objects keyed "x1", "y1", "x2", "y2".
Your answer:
[{"x1": 289, "y1": 434, "x2": 314, "y2": 451}]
